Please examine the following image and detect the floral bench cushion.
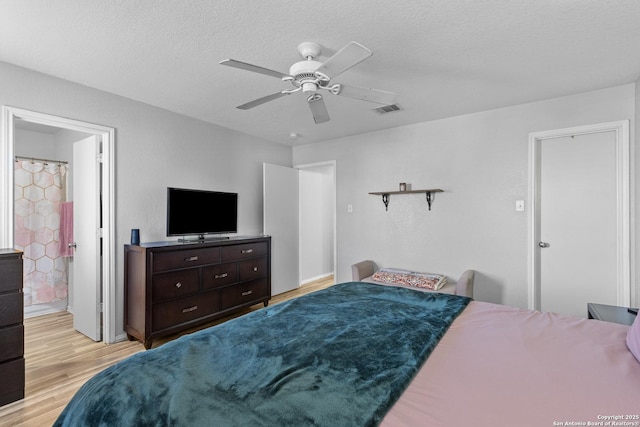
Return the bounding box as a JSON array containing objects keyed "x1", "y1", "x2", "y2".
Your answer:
[{"x1": 371, "y1": 268, "x2": 447, "y2": 290}]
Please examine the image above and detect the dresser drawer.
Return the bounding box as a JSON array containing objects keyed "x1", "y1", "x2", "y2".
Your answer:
[
  {"x1": 0, "y1": 293, "x2": 22, "y2": 328},
  {"x1": 0, "y1": 257, "x2": 22, "y2": 293},
  {"x1": 0, "y1": 325, "x2": 23, "y2": 362},
  {"x1": 202, "y1": 262, "x2": 238, "y2": 290},
  {"x1": 0, "y1": 357, "x2": 24, "y2": 406},
  {"x1": 221, "y1": 242, "x2": 268, "y2": 262},
  {"x1": 152, "y1": 247, "x2": 221, "y2": 272},
  {"x1": 238, "y1": 257, "x2": 268, "y2": 282},
  {"x1": 152, "y1": 291, "x2": 220, "y2": 332},
  {"x1": 152, "y1": 269, "x2": 199, "y2": 303},
  {"x1": 220, "y1": 278, "x2": 269, "y2": 310}
]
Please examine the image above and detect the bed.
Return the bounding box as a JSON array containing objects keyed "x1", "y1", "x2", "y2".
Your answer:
[{"x1": 54, "y1": 282, "x2": 640, "y2": 427}]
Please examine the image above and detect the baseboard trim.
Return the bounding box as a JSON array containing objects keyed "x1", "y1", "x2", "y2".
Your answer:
[
  {"x1": 300, "y1": 272, "x2": 333, "y2": 286},
  {"x1": 24, "y1": 301, "x2": 68, "y2": 319}
]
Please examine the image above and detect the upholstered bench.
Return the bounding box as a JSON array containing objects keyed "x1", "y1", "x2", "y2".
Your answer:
[{"x1": 351, "y1": 260, "x2": 475, "y2": 298}]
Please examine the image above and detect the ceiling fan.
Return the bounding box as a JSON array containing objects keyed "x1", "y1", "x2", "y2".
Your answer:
[{"x1": 220, "y1": 41, "x2": 397, "y2": 124}]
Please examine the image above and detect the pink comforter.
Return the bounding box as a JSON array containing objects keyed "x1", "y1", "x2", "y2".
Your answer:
[{"x1": 382, "y1": 301, "x2": 640, "y2": 427}]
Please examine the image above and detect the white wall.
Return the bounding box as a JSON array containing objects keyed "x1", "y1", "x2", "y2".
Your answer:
[
  {"x1": 293, "y1": 84, "x2": 637, "y2": 309},
  {"x1": 14, "y1": 127, "x2": 55, "y2": 158},
  {"x1": 0, "y1": 60, "x2": 292, "y2": 339}
]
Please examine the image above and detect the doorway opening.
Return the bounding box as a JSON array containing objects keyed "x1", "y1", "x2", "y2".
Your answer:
[
  {"x1": 297, "y1": 161, "x2": 336, "y2": 286},
  {"x1": 13, "y1": 123, "x2": 87, "y2": 319},
  {"x1": 1, "y1": 106, "x2": 117, "y2": 343},
  {"x1": 263, "y1": 160, "x2": 337, "y2": 295},
  {"x1": 527, "y1": 120, "x2": 631, "y2": 314}
]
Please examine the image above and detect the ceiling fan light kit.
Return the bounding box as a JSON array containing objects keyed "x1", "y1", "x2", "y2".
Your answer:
[{"x1": 220, "y1": 41, "x2": 398, "y2": 124}]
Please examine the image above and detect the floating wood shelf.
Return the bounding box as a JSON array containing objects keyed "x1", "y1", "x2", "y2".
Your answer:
[{"x1": 369, "y1": 189, "x2": 443, "y2": 211}]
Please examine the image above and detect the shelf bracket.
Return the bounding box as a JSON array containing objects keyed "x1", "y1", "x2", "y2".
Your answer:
[
  {"x1": 381, "y1": 194, "x2": 389, "y2": 211},
  {"x1": 426, "y1": 191, "x2": 433, "y2": 211}
]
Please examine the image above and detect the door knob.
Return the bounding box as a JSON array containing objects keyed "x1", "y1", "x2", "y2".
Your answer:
[{"x1": 538, "y1": 242, "x2": 550, "y2": 248}]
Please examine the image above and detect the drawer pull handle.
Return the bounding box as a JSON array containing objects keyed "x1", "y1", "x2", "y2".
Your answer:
[
  {"x1": 252, "y1": 267, "x2": 258, "y2": 272},
  {"x1": 182, "y1": 305, "x2": 198, "y2": 313},
  {"x1": 214, "y1": 273, "x2": 228, "y2": 279},
  {"x1": 185, "y1": 256, "x2": 199, "y2": 262},
  {"x1": 241, "y1": 249, "x2": 253, "y2": 254},
  {"x1": 175, "y1": 282, "x2": 182, "y2": 288},
  {"x1": 242, "y1": 290, "x2": 253, "y2": 296}
]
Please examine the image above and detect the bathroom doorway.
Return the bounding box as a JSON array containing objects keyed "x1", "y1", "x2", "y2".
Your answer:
[
  {"x1": 1, "y1": 106, "x2": 117, "y2": 343},
  {"x1": 13, "y1": 121, "x2": 86, "y2": 318}
]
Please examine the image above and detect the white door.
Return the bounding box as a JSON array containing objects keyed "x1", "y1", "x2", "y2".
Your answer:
[
  {"x1": 263, "y1": 163, "x2": 300, "y2": 295},
  {"x1": 538, "y1": 131, "x2": 618, "y2": 318},
  {"x1": 72, "y1": 135, "x2": 102, "y2": 340}
]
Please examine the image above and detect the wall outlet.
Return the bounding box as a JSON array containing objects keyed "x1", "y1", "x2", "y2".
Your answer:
[{"x1": 347, "y1": 204, "x2": 353, "y2": 213}]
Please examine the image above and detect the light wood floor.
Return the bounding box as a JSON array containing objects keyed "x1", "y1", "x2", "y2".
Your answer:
[{"x1": 0, "y1": 276, "x2": 334, "y2": 426}]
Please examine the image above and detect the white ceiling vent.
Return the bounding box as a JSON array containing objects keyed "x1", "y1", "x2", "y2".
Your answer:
[{"x1": 373, "y1": 104, "x2": 402, "y2": 114}]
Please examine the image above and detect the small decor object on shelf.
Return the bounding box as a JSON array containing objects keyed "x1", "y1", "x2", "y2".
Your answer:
[{"x1": 399, "y1": 182, "x2": 406, "y2": 191}]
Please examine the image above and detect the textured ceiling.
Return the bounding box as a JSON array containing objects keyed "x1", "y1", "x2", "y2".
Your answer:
[{"x1": 1, "y1": 0, "x2": 640, "y2": 146}]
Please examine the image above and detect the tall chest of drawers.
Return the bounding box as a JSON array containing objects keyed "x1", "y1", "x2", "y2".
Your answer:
[
  {"x1": 124, "y1": 236, "x2": 271, "y2": 349},
  {"x1": 0, "y1": 249, "x2": 24, "y2": 407}
]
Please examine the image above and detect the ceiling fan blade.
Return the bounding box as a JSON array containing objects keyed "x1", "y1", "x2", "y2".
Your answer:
[
  {"x1": 237, "y1": 91, "x2": 288, "y2": 110},
  {"x1": 335, "y1": 84, "x2": 397, "y2": 105},
  {"x1": 220, "y1": 59, "x2": 291, "y2": 80},
  {"x1": 308, "y1": 95, "x2": 330, "y2": 124},
  {"x1": 314, "y1": 41, "x2": 372, "y2": 79}
]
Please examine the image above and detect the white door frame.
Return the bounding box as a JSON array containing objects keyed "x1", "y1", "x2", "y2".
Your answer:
[
  {"x1": 527, "y1": 120, "x2": 631, "y2": 311},
  {"x1": 1, "y1": 106, "x2": 117, "y2": 343}
]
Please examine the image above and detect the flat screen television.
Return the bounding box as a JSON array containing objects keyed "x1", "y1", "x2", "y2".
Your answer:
[{"x1": 167, "y1": 187, "x2": 238, "y2": 240}]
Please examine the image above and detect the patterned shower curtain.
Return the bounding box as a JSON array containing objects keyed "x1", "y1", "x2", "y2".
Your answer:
[{"x1": 14, "y1": 159, "x2": 69, "y2": 308}]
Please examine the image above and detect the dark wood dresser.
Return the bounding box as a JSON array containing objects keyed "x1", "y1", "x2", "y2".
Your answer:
[
  {"x1": 0, "y1": 249, "x2": 24, "y2": 406},
  {"x1": 124, "y1": 236, "x2": 271, "y2": 349}
]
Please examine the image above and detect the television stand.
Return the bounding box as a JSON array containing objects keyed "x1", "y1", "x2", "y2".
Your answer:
[{"x1": 124, "y1": 236, "x2": 271, "y2": 349}]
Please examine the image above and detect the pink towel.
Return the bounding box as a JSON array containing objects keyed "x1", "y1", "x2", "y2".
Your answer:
[{"x1": 59, "y1": 201, "x2": 74, "y2": 257}]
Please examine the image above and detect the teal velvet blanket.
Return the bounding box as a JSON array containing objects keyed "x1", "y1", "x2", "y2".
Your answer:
[{"x1": 54, "y1": 282, "x2": 470, "y2": 427}]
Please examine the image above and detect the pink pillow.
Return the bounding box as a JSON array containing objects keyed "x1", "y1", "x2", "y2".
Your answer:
[{"x1": 627, "y1": 313, "x2": 640, "y2": 364}]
